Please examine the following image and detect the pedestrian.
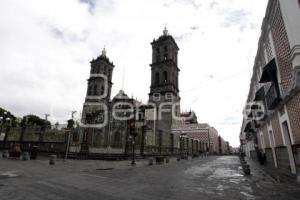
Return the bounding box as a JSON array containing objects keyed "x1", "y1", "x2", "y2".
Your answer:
[
  {"x1": 258, "y1": 150, "x2": 264, "y2": 165},
  {"x1": 262, "y1": 152, "x2": 267, "y2": 165}
]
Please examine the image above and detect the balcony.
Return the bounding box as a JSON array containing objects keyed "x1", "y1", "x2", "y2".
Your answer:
[
  {"x1": 259, "y1": 58, "x2": 277, "y2": 83},
  {"x1": 254, "y1": 86, "x2": 265, "y2": 101},
  {"x1": 266, "y1": 83, "x2": 281, "y2": 110}
]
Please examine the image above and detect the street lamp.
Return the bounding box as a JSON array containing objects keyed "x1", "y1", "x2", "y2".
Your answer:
[
  {"x1": 0, "y1": 116, "x2": 3, "y2": 132},
  {"x1": 3, "y1": 116, "x2": 11, "y2": 146},
  {"x1": 128, "y1": 119, "x2": 136, "y2": 166},
  {"x1": 65, "y1": 111, "x2": 77, "y2": 160}
]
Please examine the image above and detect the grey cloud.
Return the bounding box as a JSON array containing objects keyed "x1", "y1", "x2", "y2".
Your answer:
[
  {"x1": 38, "y1": 21, "x2": 89, "y2": 44},
  {"x1": 80, "y1": 0, "x2": 116, "y2": 15},
  {"x1": 79, "y1": 0, "x2": 97, "y2": 14},
  {"x1": 209, "y1": 1, "x2": 219, "y2": 10},
  {"x1": 174, "y1": 25, "x2": 199, "y2": 41},
  {"x1": 190, "y1": 26, "x2": 199, "y2": 31},
  {"x1": 221, "y1": 9, "x2": 250, "y2": 31}
]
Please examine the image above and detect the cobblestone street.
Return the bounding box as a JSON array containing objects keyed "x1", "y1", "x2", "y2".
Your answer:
[{"x1": 1, "y1": 155, "x2": 300, "y2": 200}]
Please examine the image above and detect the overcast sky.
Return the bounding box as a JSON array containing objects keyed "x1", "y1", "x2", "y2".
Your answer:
[{"x1": 0, "y1": 0, "x2": 268, "y2": 147}]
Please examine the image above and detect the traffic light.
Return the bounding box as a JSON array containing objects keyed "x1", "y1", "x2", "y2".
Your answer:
[{"x1": 128, "y1": 119, "x2": 136, "y2": 137}]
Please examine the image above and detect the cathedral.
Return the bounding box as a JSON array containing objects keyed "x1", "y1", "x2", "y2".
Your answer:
[{"x1": 70, "y1": 28, "x2": 201, "y2": 158}]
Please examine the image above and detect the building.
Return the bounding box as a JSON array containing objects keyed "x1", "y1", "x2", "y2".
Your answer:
[
  {"x1": 172, "y1": 123, "x2": 222, "y2": 155},
  {"x1": 72, "y1": 28, "x2": 200, "y2": 158},
  {"x1": 240, "y1": 0, "x2": 300, "y2": 176},
  {"x1": 148, "y1": 27, "x2": 181, "y2": 155},
  {"x1": 218, "y1": 136, "x2": 227, "y2": 154},
  {"x1": 180, "y1": 111, "x2": 198, "y2": 124}
]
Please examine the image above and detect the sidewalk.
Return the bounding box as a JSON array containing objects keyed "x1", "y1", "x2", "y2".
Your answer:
[{"x1": 245, "y1": 157, "x2": 297, "y2": 184}]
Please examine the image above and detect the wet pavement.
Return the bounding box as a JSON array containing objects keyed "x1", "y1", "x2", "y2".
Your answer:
[{"x1": 0, "y1": 155, "x2": 300, "y2": 200}]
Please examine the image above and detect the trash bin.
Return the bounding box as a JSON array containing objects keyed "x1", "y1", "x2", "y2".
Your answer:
[
  {"x1": 22, "y1": 152, "x2": 30, "y2": 161},
  {"x1": 49, "y1": 155, "x2": 57, "y2": 165},
  {"x1": 30, "y1": 146, "x2": 38, "y2": 160},
  {"x1": 2, "y1": 150, "x2": 9, "y2": 158}
]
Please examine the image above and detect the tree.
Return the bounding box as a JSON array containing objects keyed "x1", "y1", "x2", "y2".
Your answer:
[
  {"x1": 20, "y1": 114, "x2": 51, "y2": 127},
  {"x1": 0, "y1": 107, "x2": 18, "y2": 127}
]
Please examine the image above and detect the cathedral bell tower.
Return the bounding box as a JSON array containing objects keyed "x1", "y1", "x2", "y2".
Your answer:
[
  {"x1": 149, "y1": 27, "x2": 181, "y2": 150},
  {"x1": 81, "y1": 48, "x2": 114, "y2": 145}
]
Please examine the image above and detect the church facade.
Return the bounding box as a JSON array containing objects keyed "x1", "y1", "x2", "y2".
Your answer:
[{"x1": 69, "y1": 28, "x2": 204, "y2": 159}]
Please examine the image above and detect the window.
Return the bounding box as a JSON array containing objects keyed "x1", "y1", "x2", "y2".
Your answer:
[
  {"x1": 164, "y1": 46, "x2": 168, "y2": 52},
  {"x1": 100, "y1": 86, "x2": 105, "y2": 95},
  {"x1": 156, "y1": 48, "x2": 160, "y2": 54},
  {"x1": 155, "y1": 72, "x2": 160, "y2": 85},
  {"x1": 91, "y1": 66, "x2": 95, "y2": 74},
  {"x1": 163, "y1": 71, "x2": 168, "y2": 83},
  {"x1": 164, "y1": 53, "x2": 168, "y2": 60},
  {"x1": 104, "y1": 66, "x2": 107, "y2": 75},
  {"x1": 93, "y1": 85, "x2": 98, "y2": 95}
]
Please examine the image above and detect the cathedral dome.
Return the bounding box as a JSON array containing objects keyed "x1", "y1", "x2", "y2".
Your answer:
[{"x1": 113, "y1": 90, "x2": 129, "y2": 99}]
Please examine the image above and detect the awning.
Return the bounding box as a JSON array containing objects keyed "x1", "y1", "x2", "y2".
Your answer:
[
  {"x1": 259, "y1": 58, "x2": 277, "y2": 83},
  {"x1": 254, "y1": 86, "x2": 265, "y2": 101}
]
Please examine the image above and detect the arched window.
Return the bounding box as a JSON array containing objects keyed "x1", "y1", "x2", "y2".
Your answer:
[
  {"x1": 100, "y1": 86, "x2": 105, "y2": 95},
  {"x1": 163, "y1": 71, "x2": 168, "y2": 83},
  {"x1": 164, "y1": 46, "x2": 168, "y2": 52},
  {"x1": 155, "y1": 72, "x2": 160, "y2": 85},
  {"x1": 93, "y1": 85, "x2": 98, "y2": 95},
  {"x1": 164, "y1": 53, "x2": 168, "y2": 60},
  {"x1": 91, "y1": 66, "x2": 95, "y2": 74},
  {"x1": 104, "y1": 66, "x2": 107, "y2": 75}
]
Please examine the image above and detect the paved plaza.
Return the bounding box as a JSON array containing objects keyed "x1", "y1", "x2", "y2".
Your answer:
[{"x1": 0, "y1": 155, "x2": 300, "y2": 200}]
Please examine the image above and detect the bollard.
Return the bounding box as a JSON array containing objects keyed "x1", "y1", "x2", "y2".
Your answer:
[
  {"x1": 155, "y1": 156, "x2": 164, "y2": 164},
  {"x1": 177, "y1": 156, "x2": 181, "y2": 162},
  {"x1": 49, "y1": 155, "x2": 57, "y2": 165},
  {"x1": 148, "y1": 157, "x2": 153, "y2": 166},
  {"x1": 22, "y1": 152, "x2": 30, "y2": 161},
  {"x1": 243, "y1": 164, "x2": 251, "y2": 175},
  {"x1": 2, "y1": 150, "x2": 9, "y2": 158},
  {"x1": 165, "y1": 156, "x2": 170, "y2": 163}
]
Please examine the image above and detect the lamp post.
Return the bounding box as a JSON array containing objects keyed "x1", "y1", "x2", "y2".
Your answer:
[
  {"x1": 128, "y1": 119, "x2": 136, "y2": 166},
  {"x1": 65, "y1": 111, "x2": 76, "y2": 160},
  {"x1": 131, "y1": 135, "x2": 136, "y2": 166},
  {"x1": 3, "y1": 115, "x2": 11, "y2": 147},
  {"x1": 0, "y1": 116, "x2": 3, "y2": 135}
]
